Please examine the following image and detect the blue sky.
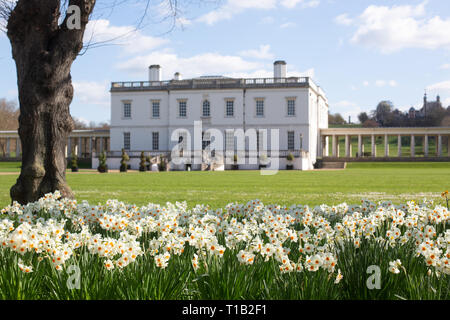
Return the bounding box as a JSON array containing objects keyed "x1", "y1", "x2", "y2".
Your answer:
[{"x1": 1, "y1": 0, "x2": 450, "y2": 124}]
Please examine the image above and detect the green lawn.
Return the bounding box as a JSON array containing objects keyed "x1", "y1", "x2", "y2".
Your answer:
[
  {"x1": 1, "y1": 162, "x2": 449, "y2": 208},
  {"x1": 0, "y1": 162, "x2": 22, "y2": 172}
]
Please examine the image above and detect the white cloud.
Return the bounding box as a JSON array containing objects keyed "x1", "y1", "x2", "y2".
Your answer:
[
  {"x1": 427, "y1": 81, "x2": 450, "y2": 92},
  {"x1": 440, "y1": 64, "x2": 450, "y2": 70},
  {"x1": 373, "y1": 80, "x2": 397, "y2": 87},
  {"x1": 337, "y1": 2, "x2": 450, "y2": 53},
  {"x1": 375, "y1": 80, "x2": 386, "y2": 87},
  {"x1": 197, "y1": 0, "x2": 319, "y2": 25},
  {"x1": 281, "y1": 0, "x2": 319, "y2": 9},
  {"x1": 116, "y1": 50, "x2": 264, "y2": 79},
  {"x1": 389, "y1": 80, "x2": 398, "y2": 87},
  {"x1": 239, "y1": 45, "x2": 275, "y2": 60},
  {"x1": 73, "y1": 81, "x2": 110, "y2": 108},
  {"x1": 281, "y1": 0, "x2": 302, "y2": 9},
  {"x1": 225, "y1": 67, "x2": 314, "y2": 79},
  {"x1": 117, "y1": 50, "x2": 314, "y2": 81},
  {"x1": 363, "y1": 81, "x2": 369, "y2": 87},
  {"x1": 335, "y1": 13, "x2": 353, "y2": 26},
  {"x1": 84, "y1": 19, "x2": 169, "y2": 54},
  {"x1": 280, "y1": 22, "x2": 296, "y2": 29}
]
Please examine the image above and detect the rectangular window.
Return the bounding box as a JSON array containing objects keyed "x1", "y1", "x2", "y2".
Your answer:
[
  {"x1": 287, "y1": 99, "x2": 296, "y2": 116},
  {"x1": 179, "y1": 101, "x2": 187, "y2": 118},
  {"x1": 152, "y1": 132, "x2": 159, "y2": 151},
  {"x1": 226, "y1": 100, "x2": 234, "y2": 117},
  {"x1": 288, "y1": 131, "x2": 295, "y2": 151},
  {"x1": 152, "y1": 101, "x2": 160, "y2": 118},
  {"x1": 124, "y1": 132, "x2": 131, "y2": 150},
  {"x1": 256, "y1": 100, "x2": 264, "y2": 117},
  {"x1": 123, "y1": 103, "x2": 131, "y2": 118},
  {"x1": 202, "y1": 100, "x2": 211, "y2": 117}
]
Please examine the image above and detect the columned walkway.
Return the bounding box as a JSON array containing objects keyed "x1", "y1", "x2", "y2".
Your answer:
[
  {"x1": 0, "y1": 129, "x2": 110, "y2": 160},
  {"x1": 319, "y1": 127, "x2": 450, "y2": 161}
]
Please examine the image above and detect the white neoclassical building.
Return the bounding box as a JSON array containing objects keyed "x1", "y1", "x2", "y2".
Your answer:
[{"x1": 107, "y1": 61, "x2": 329, "y2": 170}]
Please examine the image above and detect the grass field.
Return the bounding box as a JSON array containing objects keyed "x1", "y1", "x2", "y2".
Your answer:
[{"x1": 1, "y1": 162, "x2": 449, "y2": 208}]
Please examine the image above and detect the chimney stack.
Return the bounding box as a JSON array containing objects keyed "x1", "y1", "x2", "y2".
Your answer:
[
  {"x1": 149, "y1": 65, "x2": 162, "y2": 82},
  {"x1": 274, "y1": 60, "x2": 287, "y2": 78}
]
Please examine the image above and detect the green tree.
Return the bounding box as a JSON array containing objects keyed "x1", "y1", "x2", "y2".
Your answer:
[
  {"x1": 120, "y1": 149, "x2": 129, "y2": 172},
  {"x1": 139, "y1": 152, "x2": 147, "y2": 172},
  {"x1": 358, "y1": 112, "x2": 369, "y2": 124},
  {"x1": 0, "y1": 0, "x2": 205, "y2": 204}
]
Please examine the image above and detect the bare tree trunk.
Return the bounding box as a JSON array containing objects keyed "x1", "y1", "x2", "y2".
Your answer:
[{"x1": 7, "y1": 0, "x2": 95, "y2": 204}]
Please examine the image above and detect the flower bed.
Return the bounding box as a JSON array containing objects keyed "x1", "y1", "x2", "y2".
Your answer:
[{"x1": 0, "y1": 191, "x2": 448, "y2": 299}]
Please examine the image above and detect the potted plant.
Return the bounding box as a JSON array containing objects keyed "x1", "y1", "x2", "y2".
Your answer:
[
  {"x1": 146, "y1": 155, "x2": 151, "y2": 171},
  {"x1": 71, "y1": 152, "x2": 78, "y2": 172},
  {"x1": 158, "y1": 154, "x2": 167, "y2": 172},
  {"x1": 97, "y1": 151, "x2": 108, "y2": 173},
  {"x1": 286, "y1": 153, "x2": 294, "y2": 170},
  {"x1": 120, "y1": 148, "x2": 129, "y2": 172},
  {"x1": 139, "y1": 152, "x2": 147, "y2": 172},
  {"x1": 232, "y1": 154, "x2": 239, "y2": 170}
]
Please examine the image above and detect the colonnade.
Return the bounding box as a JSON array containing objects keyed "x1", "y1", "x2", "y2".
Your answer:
[
  {"x1": 319, "y1": 128, "x2": 450, "y2": 159},
  {"x1": 0, "y1": 129, "x2": 110, "y2": 159}
]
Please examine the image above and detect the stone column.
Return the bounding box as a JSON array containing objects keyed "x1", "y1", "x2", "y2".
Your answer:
[
  {"x1": 100, "y1": 138, "x2": 104, "y2": 153},
  {"x1": 89, "y1": 137, "x2": 93, "y2": 157},
  {"x1": 371, "y1": 135, "x2": 376, "y2": 157},
  {"x1": 438, "y1": 135, "x2": 442, "y2": 157},
  {"x1": 435, "y1": 136, "x2": 439, "y2": 155},
  {"x1": 345, "y1": 135, "x2": 350, "y2": 157},
  {"x1": 336, "y1": 136, "x2": 341, "y2": 158},
  {"x1": 384, "y1": 134, "x2": 389, "y2": 157},
  {"x1": 324, "y1": 136, "x2": 329, "y2": 157},
  {"x1": 331, "y1": 135, "x2": 336, "y2": 157},
  {"x1": 318, "y1": 135, "x2": 323, "y2": 157},
  {"x1": 78, "y1": 137, "x2": 82, "y2": 157},
  {"x1": 397, "y1": 135, "x2": 402, "y2": 157},
  {"x1": 448, "y1": 136, "x2": 450, "y2": 157},
  {"x1": 6, "y1": 138, "x2": 10, "y2": 157},
  {"x1": 15, "y1": 138, "x2": 21, "y2": 157},
  {"x1": 68, "y1": 138, "x2": 72, "y2": 156},
  {"x1": 410, "y1": 135, "x2": 415, "y2": 157},
  {"x1": 424, "y1": 134, "x2": 429, "y2": 157},
  {"x1": 358, "y1": 135, "x2": 362, "y2": 157}
]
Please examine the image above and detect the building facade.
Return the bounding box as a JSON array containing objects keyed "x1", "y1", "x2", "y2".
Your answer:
[{"x1": 109, "y1": 61, "x2": 329, "y2": 170}]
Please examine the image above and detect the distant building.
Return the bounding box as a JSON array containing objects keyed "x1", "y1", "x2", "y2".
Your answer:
[{"x1": 408, "y1": 93, "x2": 443, "y2": 119}]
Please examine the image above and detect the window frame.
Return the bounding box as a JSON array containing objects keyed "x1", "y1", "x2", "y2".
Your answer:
[
  {"x1": 178, "y1": 99, "x2": 187, "y2": 118},
  {"x1": 225, "y1": 99, "x2": 235, "y2": 118},
  {"x1": 152, "y1": 132, "x2": 159, "y2": 151},
  {"x1": 122, "y1": 101, "x2": 132, "y2": 119},
  {"x1": 123, "y1": 132, "x2": 131, "y2": 151},
  {"x1": 255, "y1": 98, "x2": 265, "y2": 118},
  {"x1": 202, "y1": 100, "x2": 211, "y2": 117},
  {"x1": 286, "y1": 98, "x2": 296, "y2": 117},
  {"x1": 287, "y1": 131, "x2": 295, "y2": 151},
  {"x1": 151, "y1": 100, "x2": 160, "y2": 119}
]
